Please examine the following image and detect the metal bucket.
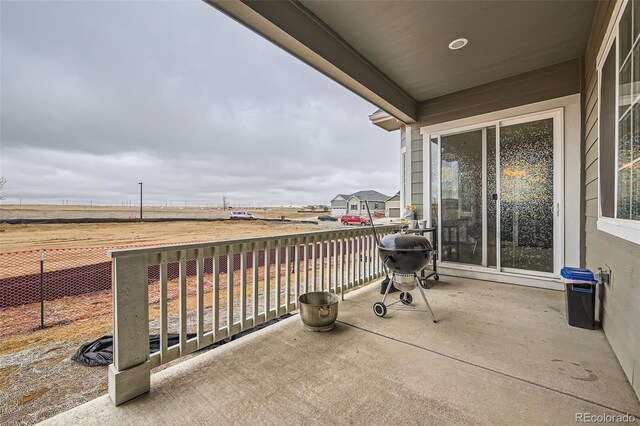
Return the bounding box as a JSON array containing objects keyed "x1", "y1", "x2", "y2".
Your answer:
[{"x1": 298, "y1": 291, "x2": 340, "y2": 331}]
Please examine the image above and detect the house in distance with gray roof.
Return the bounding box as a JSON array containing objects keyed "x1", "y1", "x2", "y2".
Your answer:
[
  {"x1": 330, "y1": 190, "x2": 392, "y2": 217},
  {"x1": 329, "y1": 194, "x2": 352, "y2": 217}
]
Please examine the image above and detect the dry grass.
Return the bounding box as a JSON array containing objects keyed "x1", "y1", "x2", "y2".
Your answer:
[
  {"x1": 0, "y1": 204, "x2": 318, "y2": 221},
  {"x1": 0, "y1": 218, "x2": 319, "y2": 253}
]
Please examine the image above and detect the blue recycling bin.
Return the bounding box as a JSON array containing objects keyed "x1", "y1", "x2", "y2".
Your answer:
[{"x1": 561, "y1": 267, "x2": 597, "y2": 330}]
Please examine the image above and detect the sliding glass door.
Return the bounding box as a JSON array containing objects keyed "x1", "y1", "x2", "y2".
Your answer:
[
  {"x1": 440, "y1": 129, "x2": 485, "y2": 266},
  {"x1": 499, "y1": 118, "x2": 555, "y2": 273},
  {"x1": 432, "y1": 112, "x2": 561, "y2": 275}
]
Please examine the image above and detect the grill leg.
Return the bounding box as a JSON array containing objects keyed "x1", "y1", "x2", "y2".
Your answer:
[
  {"x1": 415, "y1": 276, "x2": 438, "y2": 323},
  {"x1": 381, "y1": 273, "x2": 394, "y2": 304}
]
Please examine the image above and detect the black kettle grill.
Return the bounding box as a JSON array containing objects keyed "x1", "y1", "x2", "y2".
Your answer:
[{"x1": 374, "y1": 232, "x2": 438, "y2": 323}]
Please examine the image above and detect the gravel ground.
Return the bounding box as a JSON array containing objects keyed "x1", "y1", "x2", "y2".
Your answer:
[
  {"x1": 0, "y1": 319, "x2": 111, "y2": 426},
  {"x1": 0, "y1": 290, "x2": 294, "y2": 425}
]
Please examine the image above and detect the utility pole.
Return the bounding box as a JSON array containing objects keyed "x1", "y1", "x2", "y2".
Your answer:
[{"x1": 139, "y1": 182, "x2": 143, "y2": 219}]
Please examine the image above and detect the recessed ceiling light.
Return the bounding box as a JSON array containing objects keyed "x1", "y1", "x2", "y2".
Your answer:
[{"x1": 448, "y1": 38, "x2": 468, "y2": 50}]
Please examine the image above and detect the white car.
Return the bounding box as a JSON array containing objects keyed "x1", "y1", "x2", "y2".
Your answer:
[{"x1": 230, "y1": 211, "x2": 255, "y2": 220}]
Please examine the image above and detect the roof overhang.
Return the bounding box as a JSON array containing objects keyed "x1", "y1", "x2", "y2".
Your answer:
[
  {"x1": 207, "y1": 0, "x2": 417, "y2": 123},
  {"x1": 206, "y1": 1, "x2": 596, "y2": 129},
  {"x1": 384, "y1": 192, "x2": 400, "y2": 202},
  {"x1": 368, "y1": 109, "x2": 402, "y2": 132}
]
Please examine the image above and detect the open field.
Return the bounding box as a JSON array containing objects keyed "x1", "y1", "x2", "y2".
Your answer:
[
  {"x1": 0, "y1": 204, "x2": 326, "y2": 253},
  {"x1": 0, "y1": 219, "x2": 324, "y2": 253},
  {"x1": 0, "y1": 204, "x2": 319, "y2": 221}
]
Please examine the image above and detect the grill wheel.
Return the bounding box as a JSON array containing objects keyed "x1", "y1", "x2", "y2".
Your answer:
[{"x1": 373, "y1": 302, "x2": 386, "y2": 317}]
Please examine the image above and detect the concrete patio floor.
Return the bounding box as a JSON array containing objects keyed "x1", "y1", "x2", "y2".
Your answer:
[{"x1": 45, "y1": 276, "x2": 640, "y2": 425}]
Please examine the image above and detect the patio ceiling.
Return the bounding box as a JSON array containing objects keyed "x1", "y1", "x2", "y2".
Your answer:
[{"x1": 207, "y1": 1, "x2": 597, "y2": 123}]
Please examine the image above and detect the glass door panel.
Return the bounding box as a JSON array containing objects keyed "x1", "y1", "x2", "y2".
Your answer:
[
  {"x1": 440, "y1": 130, "x2": 483, "y2": 265},
  {"x1": 499, "y1": 118, "x2": 554, "y2": 272},
  {"x1": 486, "y1": 126, "x2": 497, "y2": 268},
  {"x1": 430, "y1": 137, "x2": 439, "y2": 225}
]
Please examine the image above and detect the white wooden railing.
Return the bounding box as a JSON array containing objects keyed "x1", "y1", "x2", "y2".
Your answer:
[{"x1": 106, "y1": 224, "x2": 400, "y2": 405}]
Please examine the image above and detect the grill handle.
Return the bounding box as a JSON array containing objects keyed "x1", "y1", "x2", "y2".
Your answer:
[{"x1": 364, "y1": 200, "x2": 389, "y2": 280}]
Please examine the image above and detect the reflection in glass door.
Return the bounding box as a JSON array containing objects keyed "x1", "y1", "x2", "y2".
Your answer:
[
  {"x1": 440, "y1": 130, "x2": 484, "y2": 265},
  {"x1": 499, "y1": 118, "x2": 554, "y2": 273},
  {"x1": 435, "y1": 115, "x2": 557, "y2": 274}
]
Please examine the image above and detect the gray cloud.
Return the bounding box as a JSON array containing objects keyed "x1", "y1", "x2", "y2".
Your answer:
[{"x1": 0, "y1": 0, "x2": 399, "y2": 206}]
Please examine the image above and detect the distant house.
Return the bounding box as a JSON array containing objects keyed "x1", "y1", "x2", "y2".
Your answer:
[
  {"x1": 330, "y1": 194, "x2": 351, "y2": 216},
  {"x1": 331, "y1": 190, "x2": 391, "y2": 217},
  {"x1": 347, "y1": 190, "x2": 390, "y2": 216},
  {"x1": 385, "y1": 191, "x2": 401, "y2": 218}
]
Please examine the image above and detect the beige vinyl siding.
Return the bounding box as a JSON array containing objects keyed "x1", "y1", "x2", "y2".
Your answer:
[
  {"x1": 584, "y1": 0, "x2": 640, "y2": 398},
  {"x1": 409, "y1": 126, "x2": 424, "y2": 218},
  {"x1": 346, "y1": 196, "x2": 359, "y2": 216},
  {"x1": 400, "y1": 126, "x2": 408, "y2": 209},
  {"x1": 417, "y1": 59, "x2": 582, "y2": 126},
  {"x1": 385, "y1": 194, "x2": 401, "y2": 218},
  {"x1": 386, "y1": 204, "x2": 400, "y2": 217}
]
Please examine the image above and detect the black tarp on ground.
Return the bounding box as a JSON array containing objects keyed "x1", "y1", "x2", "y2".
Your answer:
[{"x1": 72, "y1": 314, "x2": 292, "y2": 366}]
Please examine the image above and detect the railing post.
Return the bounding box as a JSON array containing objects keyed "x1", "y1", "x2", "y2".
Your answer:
[
  {"x1": 274, "y1": 240, "x2": 281, "y2": 316},
  {"x1": 339, "y1": 238, "x2": 345, "y2": 298},
  {"x1": 335, "y1": 236, "x2": 340, "y2": 292},
  {"x1": 196, "y1": 249, "x2": 205, "y2": 348},
  {"x1": 108, "y1": 254, "x2": 150, "y2": 406},
  {"x1": 160, "y1": 253, "x2": 168, "y2": 364},
  {"x1": 319, "y1": 236, "x2": 325, "y2": 292},
  {"x1": 252, "y1": 243, "x2": 260, "y2": 327},
  {"x1": 294, "y1": 238, "x2": 300, "y2": 308},
  {"x1": 302, "y1": 238, "x2": 309, "y2": 295},
  {"x1": 240, "y1": 244, "x2": 247, "y2": 330},
  {"x1": 311, "y1": 236, "x2": 317, "y2": 292},
  {"x1": 284, "y1": 239, "x2": 291, "y2": 312},
  {"x1": 264, "y1": 241, "x2": 271, "y2": 320},
  {"x1": 345, "y1": 236, "x2": 350, "y2": 289},
  {"x1": 179, "y1": 251, "x2": 188, "y2": 355}
]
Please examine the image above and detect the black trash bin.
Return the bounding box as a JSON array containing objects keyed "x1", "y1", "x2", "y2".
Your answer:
[{"x1": 561, "y1": 267, "x2": 596, "y2": 330}]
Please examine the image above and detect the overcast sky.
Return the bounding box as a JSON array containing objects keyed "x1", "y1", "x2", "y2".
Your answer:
[{"x1": 0, "y1": 0, "x2": 398, "y2": 207}]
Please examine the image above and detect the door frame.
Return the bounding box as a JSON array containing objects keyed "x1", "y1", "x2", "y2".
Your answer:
[{"x1": 421, "y1": 106, "x2": 565, "y2": 279}]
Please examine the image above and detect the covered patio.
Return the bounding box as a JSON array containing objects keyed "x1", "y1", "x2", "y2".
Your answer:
[
  {"x1": 38, "y1": 1, "x2": 640, "y2": 422},
  {"x1": 45, "y1": 276, "x2": 640, "y2": 425}
]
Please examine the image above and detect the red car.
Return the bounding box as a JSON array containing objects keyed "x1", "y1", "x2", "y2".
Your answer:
[{"x1": 340, "y1": 215, "x2": 371, "y2": 226}]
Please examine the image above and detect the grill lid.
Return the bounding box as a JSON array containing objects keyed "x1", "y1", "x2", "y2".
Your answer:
[{"x1": 379, "y1": 233, "x2": 432, "y2": 252}]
